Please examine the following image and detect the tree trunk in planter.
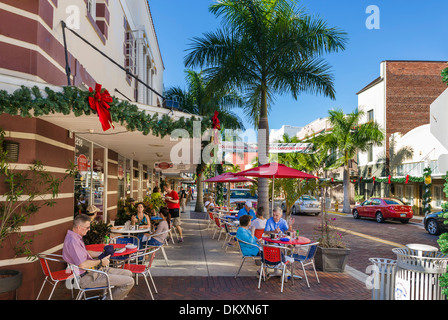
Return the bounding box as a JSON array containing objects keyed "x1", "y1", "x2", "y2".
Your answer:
[
  {"x1": 315, "y1": 247, "x2": 351, "y2": 272},
  {"x1": 0, "y1": 270, "x2": 22, "y2": 300}
]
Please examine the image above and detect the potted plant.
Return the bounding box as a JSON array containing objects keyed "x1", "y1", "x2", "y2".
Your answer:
[
  {"x1": 115, "y1": 197, "x2": 137, "y2": 225},
  {"x1": 83, "y1": 219, "x2": 112, "y2": 245},
  {"x1": 0, "y1": 129, "x2": 76, "y2": 296},
  {"x1": 313, "y1": 195, "x2": 350, "y2": 272}
]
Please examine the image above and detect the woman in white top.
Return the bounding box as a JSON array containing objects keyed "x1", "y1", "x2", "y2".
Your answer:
[
  {"x1": 250, "y1": 206, "x2": 266, "y2": 236},
  {"x1": 204, "y1": 196, "x2": 216, "y2": 211},
  {"x1": 142, "y1": 207, "x2": 170, "y2": 247}
]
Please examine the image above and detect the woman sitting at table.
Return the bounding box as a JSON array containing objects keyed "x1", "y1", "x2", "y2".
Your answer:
[
  {"x1": 236, "y1": 215, "x2": 261, "y2": 257},
  {"x1": 204, "y1": 196, "x2": 216, "y2": 211},
  {"x1": 141, "y1": 207, "x2": 171, "y2": 248},
  {"x1": 131, "y1": 202, "x2": 150, "y2": 227}
]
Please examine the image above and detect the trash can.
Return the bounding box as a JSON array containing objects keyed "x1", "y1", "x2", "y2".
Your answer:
[
  {"x1": 392, "y1": 245, "x2": 448, "y2": 300},
  {"x1": 369, "y1": 258, "x2": 397, "y2": 300}
]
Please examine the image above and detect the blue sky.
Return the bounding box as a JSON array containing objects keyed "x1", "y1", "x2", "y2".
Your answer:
[{"x1": 149, "y1": 0, "x2": 448, "y2": 133}]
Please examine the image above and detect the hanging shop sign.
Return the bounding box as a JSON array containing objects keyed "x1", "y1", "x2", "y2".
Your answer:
[
  {"x1": 155, "y1": 162, "x2": 174, "y2": 170},
  {"x1": 77, "y1": 154, "x2": 88, "y2": 172}
]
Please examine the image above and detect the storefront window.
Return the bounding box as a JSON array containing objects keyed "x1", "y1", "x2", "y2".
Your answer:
[
  {"x1": 125, "y1": 159, "x2": 131, "y2": 197},
  {"x1": 74, "y1": 137, "x2": 105, "y2": 220},
  {"x1": 74, "y1": 137, "x2": 92, "y2": 216},
  {"x1": 92, "y1": 144, "x2": 105, "y2": 220},
  {"x1": 118, "y1": 155, "x2": 125, "y2": 200}
]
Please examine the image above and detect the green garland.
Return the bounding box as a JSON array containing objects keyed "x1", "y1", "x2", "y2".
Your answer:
[
  {"x1": 323, "y1": 175, "x2": 424, "y2": 184},
  {"x1": 0, "y1": 85, "x2": 212, "y2": 138}
]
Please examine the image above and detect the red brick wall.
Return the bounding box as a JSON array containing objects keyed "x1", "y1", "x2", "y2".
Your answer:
[{"x1": 385, "y1": 61, "x2": 447, "y2": 157}]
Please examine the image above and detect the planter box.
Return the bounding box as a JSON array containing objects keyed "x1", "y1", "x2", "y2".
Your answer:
[
  {"x1": 315, "y1": 247, "x2": 350, "y2": 272},
  {"x1": 0, "y1": 270, "x2": 22, "y2": 295}
]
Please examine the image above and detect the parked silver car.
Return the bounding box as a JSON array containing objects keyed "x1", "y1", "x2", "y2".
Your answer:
[{"x1": 281, "y1": 195, "x2": 321, "y2": 215}]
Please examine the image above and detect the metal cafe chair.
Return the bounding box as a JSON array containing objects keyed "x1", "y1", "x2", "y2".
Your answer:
[
  {"x1": 289, "y1": 242, "x2": 320, "y2": 288},
  {"x1": 258, "y1": 244, "x2": 291, "y2": 293},
  {"x1": 254, "y1": 228, "x2": 265, "y2": 239},
  {"x1": 234, "y1": 238, "x2": 262, "y2": 278},
  {"x1": 143, "y1": 230, "x2": 171, "y2": 266},
  {"x1": 222, "y1": 220, "x2": 238, "y2": 252},
  {"x1": 120, "y1": 247, "x2": 161, "y2": 300},
  {"x1": 36, "y1": 253, "x2": 73, "y2": 300},
  {"x1": 212, "y1": 214, "x2": 225, "y2": 240},
  {"x1": 68, "y1": 264, "x2": 114, "y2": 300}
]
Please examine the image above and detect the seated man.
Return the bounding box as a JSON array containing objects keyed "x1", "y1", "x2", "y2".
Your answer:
[
  {"x1": 238, "y1": 200, "x2": 256, "y2": 220},
  {"x1": 264, "y1": 207, "x2": 294, "y2": 235},
  {"x1": 62, "y1": 214, "x2": 134, "y2": 300},
  {"x1": 236, "y1": 215, "x2": 261, "y2": 256}
]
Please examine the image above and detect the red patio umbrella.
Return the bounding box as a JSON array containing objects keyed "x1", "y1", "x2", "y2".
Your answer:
[
  {"x1": 204, "y1": 172, "x2": 255, "y2": 209},
  {"x1": 235, "y1": 162, "x2": 319, "y2": 212}
]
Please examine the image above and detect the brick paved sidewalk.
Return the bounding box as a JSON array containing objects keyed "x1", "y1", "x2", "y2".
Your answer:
[{"x1": 52, "y1": 272, "x2": 370, "y2": 301}]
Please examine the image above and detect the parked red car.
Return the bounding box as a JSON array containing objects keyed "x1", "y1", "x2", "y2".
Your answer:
[{"x1": 352, "y1": 198, "x2": 413, "y2": 223}]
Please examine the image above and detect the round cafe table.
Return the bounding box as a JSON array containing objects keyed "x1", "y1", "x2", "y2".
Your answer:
[
  {"x1": 86, "y1": 243, "x2": 138, "y2": 257},
  {"x1": 261, "y1": 236, "x2": 311, "y2": 280},
  {"x1": 262, "y1": 236, "x2": 311, "y2": 246},
  {"x1": 110, "y1": 225, "x2": 151, "y2": 235}
]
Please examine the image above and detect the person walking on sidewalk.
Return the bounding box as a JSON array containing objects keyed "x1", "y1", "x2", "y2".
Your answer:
[
  {"x1": 179, "y1": 187, "x2": 187, "y2": 213},
  {"x1": 164, "y1": 184, "x2": 184, "y2": 242}
]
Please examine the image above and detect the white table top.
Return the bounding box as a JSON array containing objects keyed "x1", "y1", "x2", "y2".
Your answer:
[{"x1": 110, "y1": 225, "x2": 151, "y2": 234}]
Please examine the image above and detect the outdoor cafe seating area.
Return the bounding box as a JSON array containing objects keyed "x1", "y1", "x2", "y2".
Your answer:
[
  {"x1": 206, "y1": 203, "x2": 320, "y2": 294},
  {"x1": 35, "y1": 197, "x2": 323, "y2": 300},
  {"x1": 35, "y1": 162, "x2": 323, "y2": 300}
]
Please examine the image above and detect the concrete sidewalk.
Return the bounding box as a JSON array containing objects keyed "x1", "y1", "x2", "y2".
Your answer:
[{"x1": 149, "y1": 201, "x2": 259, "y2": 277}]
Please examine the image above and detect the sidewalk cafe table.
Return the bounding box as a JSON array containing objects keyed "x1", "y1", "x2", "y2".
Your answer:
[
  {"x1": 110, "y1": 225, "x2": 151, "y2": 236},
  {"x1": 86, "y1": 243, "x2": 138, "y2": 257},
  {"x1": 262, "y1": 236, "x2": 311, "y2": 246},
  {"x1": 218, "y1": 208, "x2": 238, "y2": 215},
  {"x1": 261, "y1": 236, "x2": 311, "y2": 280}
]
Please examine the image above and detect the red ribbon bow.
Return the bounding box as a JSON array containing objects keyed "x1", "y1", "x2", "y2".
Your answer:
[
  {"x1": 212, "y1": 111, "x2": 220, "y2": 130},
  {"x1": 405, "y1": 175, "x2": 409, "y2": 184},
  {"x1": 88, "y1": 83, "x2": 114, "y2": 131}
]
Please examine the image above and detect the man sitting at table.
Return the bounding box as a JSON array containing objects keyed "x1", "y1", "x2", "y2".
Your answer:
[
  {"x1": 236, "y1": 215, "x2": 261, "y2": 257},
  {"x1": 238, "y1": 200, "x2": 256, "y2": 220},
  {"x1": 264, "y1": 207, "x2": 294, "y2": 235},
  {"x1": 62, "y1": 214, "x2": 135, "y2": 300}
]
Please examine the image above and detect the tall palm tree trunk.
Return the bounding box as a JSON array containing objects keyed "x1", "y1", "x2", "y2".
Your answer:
[
  {"x1": 195, "y1": 173, "x2": 204, "y2": 212},
  {"x1": 343, "y1": 165, "x2": 351, "y2": 213},
  {"x1": 258, "y1": 86, "x2": 270, "y2": 218}
]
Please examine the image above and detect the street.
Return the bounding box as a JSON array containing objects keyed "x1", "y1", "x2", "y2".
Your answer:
[{"x1": 289, "y1": 211, "x2": 439, "y2": 275}]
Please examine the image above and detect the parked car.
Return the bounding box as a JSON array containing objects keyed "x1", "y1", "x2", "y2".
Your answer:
[
  {"x1": 281, "y1": 195, "x2": 321, "y2": 215},
  {"x1": 352, "y1": 197, "x2": 413, "y2": 223},
  {"x1": 423, "y1": 211, "x2": 448, "y2": 235},
  {"x1": 228, "y1": 189, "x2": 257, "y2": 209}
]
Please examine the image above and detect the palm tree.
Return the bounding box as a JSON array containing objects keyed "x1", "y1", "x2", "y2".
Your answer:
[
  {"x1": 184, "y1": 0, "x2": 348, "y2": 215},
  {"x1": 317, "y1": 108, "x2": 385, "y2": 213},
  {"x1": 377, "y1": 135, "x2": 414, "y2": 176},
  {"x1": 165, "y1": 70, "x2": 245, "y2": 212}
]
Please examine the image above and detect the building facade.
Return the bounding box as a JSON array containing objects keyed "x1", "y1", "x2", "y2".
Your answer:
[
  {"x1": 356, "y1": 60, "x2": 447, "y2": 213},
  {"x1": 0, "y1": 0, "x2": 197, "y2": 299}
]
